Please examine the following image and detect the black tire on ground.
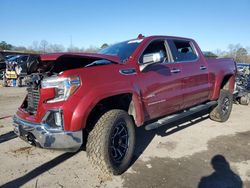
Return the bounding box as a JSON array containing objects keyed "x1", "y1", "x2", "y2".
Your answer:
[
  {"x1": 210, "y1": 89, "x2": 233, "y2": 122},
  {"x1": 86, "y1": 109, "x2": 135, "y2": 175},
  {"x1": 239, "y1": 96, "x2": 249, "y2": 105}
]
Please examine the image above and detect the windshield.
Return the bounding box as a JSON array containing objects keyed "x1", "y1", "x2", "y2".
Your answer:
[{"x1": 99, "y1": 39, "x2": 143, "y2": 62}]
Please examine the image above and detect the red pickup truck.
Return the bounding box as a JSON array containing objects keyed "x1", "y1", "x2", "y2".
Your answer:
[{"x1": 13, "y1": 35, "x2": 236, "y2": 175}]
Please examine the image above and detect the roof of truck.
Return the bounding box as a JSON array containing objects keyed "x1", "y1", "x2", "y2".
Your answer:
[{"x1": 39, "y1": 35, "x2": 195, "y2": 62}]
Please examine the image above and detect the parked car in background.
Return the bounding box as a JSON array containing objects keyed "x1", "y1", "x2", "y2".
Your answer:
[
  {"x1": 3, "y1": 54, "x2": 38, "y2": 86},
  {"x1": 5, "y1": 54, "x2": 17, "y2": 60},
  {"x1": 7, "y1": 55, "x2": 29, "y2": 73}
]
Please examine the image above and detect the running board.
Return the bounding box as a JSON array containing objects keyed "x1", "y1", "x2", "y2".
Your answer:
[{"x1": 145, "y1": 101, "x2": 217, "y2": 131}]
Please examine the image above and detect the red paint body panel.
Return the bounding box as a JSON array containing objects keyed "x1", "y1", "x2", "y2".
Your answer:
[
  {"x1": 15, "y1": 36, "x2": 236, "y2": 132},
  {"x1": 136, "y1": 63, "x2": 183, "y2": 120},
  {"x1": 206, "y1": 57, "x2": 236, "y2": 100}
]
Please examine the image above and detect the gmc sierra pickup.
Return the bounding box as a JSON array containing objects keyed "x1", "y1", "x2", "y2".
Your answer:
[{"x1": 13, "y1": 35, "x2": 236, "y2": 175}]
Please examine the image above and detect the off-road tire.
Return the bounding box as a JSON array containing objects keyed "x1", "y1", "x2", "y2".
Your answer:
[
  {"x1": 86, "y1": 109, "x2": 135, "y2": 175},
  {"x1": 239, "y1": 96, "x2": 249, "y2": 105},
  {"x1": 210, "y1": 89, "x2": 233, "y2": 122}
]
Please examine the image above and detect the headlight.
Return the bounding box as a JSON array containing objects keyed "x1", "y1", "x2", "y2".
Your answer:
[{"x1": 41, "y1": 76, "x2": 80, "y2": 103}]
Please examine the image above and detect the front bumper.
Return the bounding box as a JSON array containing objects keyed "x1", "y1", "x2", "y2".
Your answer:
[{"x1": 13, "y1": 115, "x2": 82, "y2": 152}]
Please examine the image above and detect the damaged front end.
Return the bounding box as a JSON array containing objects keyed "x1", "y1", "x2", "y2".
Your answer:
[
  {"x1": 13, "y1": 53, "x2": 120, "y2": 151},
  {"x1": 13, "y1": 54, "x2": 119, "y2": 152},
  {"x1": 14, "y1": 70, "x2": 83, "y2": 152},
  {"x1": 13, "y1": 114, "x2": 82, "y2": 152}
]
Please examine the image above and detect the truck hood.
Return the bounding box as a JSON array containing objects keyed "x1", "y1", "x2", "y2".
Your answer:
[
  {"x1": 40, "y1": 53, "x2": 121, "y2": 64},
  {"x1": 27, "y1": 52, "x2": 121, "y2": 74}
]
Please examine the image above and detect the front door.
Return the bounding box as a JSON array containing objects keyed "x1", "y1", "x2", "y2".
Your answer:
[{"x1": 136, "y1": 39, "x2": 183, "y2": 120}]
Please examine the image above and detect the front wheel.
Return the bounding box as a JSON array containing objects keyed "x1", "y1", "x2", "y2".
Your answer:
[
  {"x1": 86, "y1": 109, "x2": 135, "y2": 175},
  {"x1": 210, "y1": 89, "x2": 233, "y2": 122}
]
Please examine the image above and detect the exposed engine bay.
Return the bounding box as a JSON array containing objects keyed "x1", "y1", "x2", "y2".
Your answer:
[
  {"x1": 26, "y1": 55, "x2": 114, "y2": 75},
  {"x1": 23, "y1": 55, "x2": 116, "y2": 114}
]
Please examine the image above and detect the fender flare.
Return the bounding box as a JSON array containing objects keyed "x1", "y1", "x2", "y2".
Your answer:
[
  {"x1": 211, "y1": 74, "x2": 235, "y2": 100},
  {"x1": 71, "y1": 88, "x2": 145, "y2": 131}
]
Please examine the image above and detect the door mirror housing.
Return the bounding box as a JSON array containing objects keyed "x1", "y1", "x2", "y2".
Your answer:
[{"x1": 140, "y1": 51, "x2": 164, "y2": 71}]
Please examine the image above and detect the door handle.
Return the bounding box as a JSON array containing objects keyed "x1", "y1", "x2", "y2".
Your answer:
[
  {"x1": 171, "y1": 68, "x2": 181, "y2": 74},
  {"x1": 200, "y1": 66, "x2": 207, "y2": 70}
]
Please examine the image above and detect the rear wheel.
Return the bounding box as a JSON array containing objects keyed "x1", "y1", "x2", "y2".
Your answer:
[
  {"x1": 210, "y1": 89, "x2": 233, "y2": 122},
  {"x1": 86, "y1": 109, "x2": 135, "y2": 175}
]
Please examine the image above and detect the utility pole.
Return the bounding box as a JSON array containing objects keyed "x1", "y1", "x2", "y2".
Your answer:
[{"x1": 70, "y1": 35, "x2": 73, "y2": 49}]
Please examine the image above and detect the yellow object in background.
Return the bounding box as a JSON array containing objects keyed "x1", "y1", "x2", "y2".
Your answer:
[{"x1": 5, "y1": 71, "x2": 17, "y2": 79}]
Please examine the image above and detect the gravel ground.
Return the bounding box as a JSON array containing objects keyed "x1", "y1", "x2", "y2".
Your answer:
[{"x1": 0, "y1": 87, "x2": 250, "y2": 188}]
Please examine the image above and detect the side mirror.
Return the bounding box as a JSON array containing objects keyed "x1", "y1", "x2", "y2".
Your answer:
[{"x1": 140, "y1": 52, "x2": 164, "y2": 71}]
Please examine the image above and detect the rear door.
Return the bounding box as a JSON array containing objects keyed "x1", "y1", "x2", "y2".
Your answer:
[
  {"x1": 168, "y1": 39, "x2": 210, "y2": 109},
  {"x1": 136, "y1": 39, "x2": 183, "y2": 120}
]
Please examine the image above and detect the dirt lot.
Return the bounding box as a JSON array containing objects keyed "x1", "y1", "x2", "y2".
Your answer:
[{"x1": 0, "y1": 87, "x2": 250, "y2": 188}]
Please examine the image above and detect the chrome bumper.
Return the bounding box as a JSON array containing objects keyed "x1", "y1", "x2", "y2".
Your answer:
[{"x1": 13, "y1": 115, "x2": 82, "y2": 152}]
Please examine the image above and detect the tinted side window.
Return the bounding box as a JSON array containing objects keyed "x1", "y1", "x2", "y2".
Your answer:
[
  {"x1": 140, "y1": 40, "x2": 168, "y2": 63},
  {"x1": 170, "y1": 40, "x2": 198, "y2": 62}
]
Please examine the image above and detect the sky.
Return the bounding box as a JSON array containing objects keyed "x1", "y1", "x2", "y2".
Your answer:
[{"x1": 1, "y1": 0, "x2": 250, "y2": 51}]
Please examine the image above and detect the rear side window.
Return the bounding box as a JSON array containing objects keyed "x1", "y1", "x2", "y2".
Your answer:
[{"x1": 170, "y1": 40, "x2": 198, "y2": 62}]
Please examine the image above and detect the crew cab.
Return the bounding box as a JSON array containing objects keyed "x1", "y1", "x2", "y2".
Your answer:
[{"x1": 13, "y1": 35, "x2": 236, "y2": 175}]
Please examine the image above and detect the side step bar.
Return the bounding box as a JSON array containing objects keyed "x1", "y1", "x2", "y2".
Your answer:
[{"x1": 145, "y1": 101, "x2": 217, "y2": 131}]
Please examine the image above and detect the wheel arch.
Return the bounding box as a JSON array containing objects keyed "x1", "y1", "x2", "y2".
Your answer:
[
  {"x1": 220, "y1": 74, "x2": 235, "y2": 91},
  {"x1": 211, "y1": 74, "x2": 235, "y2": 100},
  {"x1": 83, "y1": 92, "x2": 144, "y2": 133}
]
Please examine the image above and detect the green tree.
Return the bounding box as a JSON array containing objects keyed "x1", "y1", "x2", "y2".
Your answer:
[
  {"x1": 67, "y1": 46, "x2": 80, "y2": 52},
  {"x1": 236, "y1": 47, "x2": 248, "y2": 63},
  {"x1": 12, "y1": 46, "x2": 27, "y2": 51},
  {"x1": 85, "y1": 45, "x2": 99, "y2": 53},
  {"x1": 215, "y1": 44, "x2": 250, "y2": 64},
  {"x1": 48, "y1": 44, "x2": 65, "y2": 52},
  {"x1": 100, "y1": 43, "x2": 108, "y2": 49},
  {"x1": 0, "y1": 41, "x2": 13, "y2": 50},
  {"x1": 39, "y1": 40, "x2": 49, "y2": 53}
]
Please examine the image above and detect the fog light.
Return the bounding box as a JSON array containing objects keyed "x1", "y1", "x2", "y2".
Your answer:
[
  {"x1": 43, "y1": 110, "x2": 63, "y2": 130},
  {"x1": 55, "y1": 112, "x2": 62, "y2": 126}
]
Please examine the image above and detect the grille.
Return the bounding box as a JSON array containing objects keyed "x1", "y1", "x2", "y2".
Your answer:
[{"x1": 27, "y1": 87, "x2": 40, "y2": 113}]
